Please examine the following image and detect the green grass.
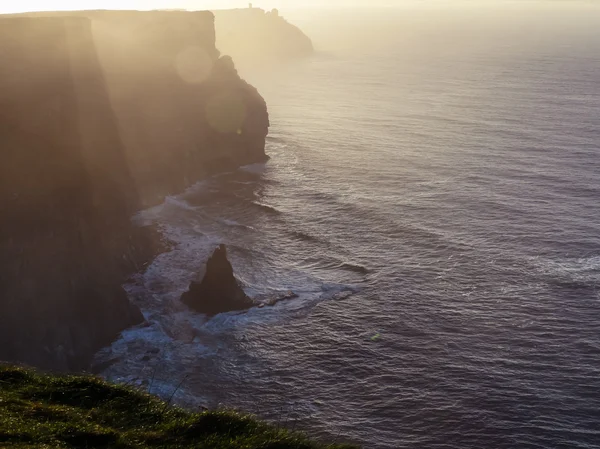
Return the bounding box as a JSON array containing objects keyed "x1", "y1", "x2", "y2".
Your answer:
[{"x1": 0, "y1": 365, "x2": 357, "y2": 449}]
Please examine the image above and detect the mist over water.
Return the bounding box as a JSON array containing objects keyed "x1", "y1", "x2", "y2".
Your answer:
[{"x1": 98, "y1": 5, "x2": 600, "y2": 448}]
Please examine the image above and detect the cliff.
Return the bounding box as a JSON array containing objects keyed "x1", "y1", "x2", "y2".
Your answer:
[
  {"x1": 214, "y1": 8, "x2": 313, "y2": 66},
  {"x1": 0, "y1": 11, "x2": 269, "y2": 371}
]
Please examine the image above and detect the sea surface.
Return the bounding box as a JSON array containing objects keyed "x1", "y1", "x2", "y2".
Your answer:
[{"x1": 96, "y1": 5, "x2": 600, "y2": 448}]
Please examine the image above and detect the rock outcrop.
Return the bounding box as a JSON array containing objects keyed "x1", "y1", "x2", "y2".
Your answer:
[
  {"x1": 0, "y1": 11, "x2": 269, "y2": 370},
  {"x1": 181, "y1": 245, "x2": 254, "y2": 315},
  {"x1": 214, "y1": 8, "x2": 313, "y2": 66}
]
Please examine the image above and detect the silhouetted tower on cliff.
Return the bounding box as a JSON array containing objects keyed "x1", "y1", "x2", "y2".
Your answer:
[{"x1": 271, "y1": 8, "x2": 279, "y2": 17}]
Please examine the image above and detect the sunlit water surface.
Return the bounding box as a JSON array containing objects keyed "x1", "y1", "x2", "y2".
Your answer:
[{"x1": 97, "y1": 6, "x2": 600, "y2": 448}]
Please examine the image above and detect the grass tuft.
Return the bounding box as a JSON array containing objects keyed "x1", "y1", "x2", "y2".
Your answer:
[
  {"x1": 0, "y1": 367, "x2": 33, "y2": 385},
  {"x1": 0, "y1": 364, "x2": 357, "y2": 448}
]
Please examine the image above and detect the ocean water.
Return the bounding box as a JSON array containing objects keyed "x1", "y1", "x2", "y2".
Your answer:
[{"x1": 96, "y1": 5, "x2": 600, "y2": 448}]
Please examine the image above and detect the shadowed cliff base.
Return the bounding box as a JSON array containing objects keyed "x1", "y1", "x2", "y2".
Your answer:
[
  {"x1": 0, "y1": 10, "x2": 269, "y2": 371},
  {"x1": 0, "y1": 16, "x2": 149, "y2": 371}
]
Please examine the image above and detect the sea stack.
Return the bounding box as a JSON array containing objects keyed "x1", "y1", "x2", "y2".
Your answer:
[
  {"x1": 181, "y1": 244, "x2": 254, "y2": 315},
  {"x1": 0, "y1": 10, "x2": 268, "y2": 370}
]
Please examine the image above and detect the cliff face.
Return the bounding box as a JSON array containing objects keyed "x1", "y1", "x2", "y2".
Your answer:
[
  {"x1": 0, "y1": 11, "x2": 269, "y2": 370},
  {"x1": 214, "y1": 8, "x2": 313, "y2": 66}
]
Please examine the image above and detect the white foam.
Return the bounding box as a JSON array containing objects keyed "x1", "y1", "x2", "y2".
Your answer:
[
  {"x1": 131, "y1": 204, "x2": 165, "y2": 226},
  {"x1": 164, "y1": 196, "x2": 197, "y2": 211},
  {"x1": 531, "y1": 254, "x2": 600, "y2": 285},
  {"x1": 240, "y1": 162, "x2": 267, "y2": 174},
  {"x1": 93, "y1": 164, "x2": 357, "y2": 408},
  {"x1": 216, "y1": 217, "x2": 254, "y2": 230}
]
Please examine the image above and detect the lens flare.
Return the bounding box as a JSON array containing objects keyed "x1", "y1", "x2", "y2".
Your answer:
[{"x1": 175, "y1": 46, "x2": 213, "y2": 84}]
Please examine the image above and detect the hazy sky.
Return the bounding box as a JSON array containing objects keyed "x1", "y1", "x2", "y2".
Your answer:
[
  {"x1": 0, "y1": 0, "x2": 596, "y2": 14},
  {"x1": 0, "y1": 0, "x2": 403, "y2": 14}
]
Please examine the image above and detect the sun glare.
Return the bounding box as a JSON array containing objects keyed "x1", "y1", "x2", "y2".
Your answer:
[
  {"x1": 0, "y1": 1, "x2": 260, "y2": 14},
  {"x1": 0, "y1": 0, "x2": 407, "y2": 15}
]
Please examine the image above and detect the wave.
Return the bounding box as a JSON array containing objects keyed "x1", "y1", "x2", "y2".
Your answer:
[
  {"x1": 530, "y1": 254, "x2": 600, "y2": 286},
  {"x1": 164, "y1": 196, "x2": 197, "y2": 211},
  {"x1": 240, "y1": 162, "x2": 267, "y2": 175},
  {"x1": 251, "y1": 201, "x2": 281, "y2": 215},
  {"x1": 215, "y1": 217, "x2": 254, "y2": 230},
  {"x1": 226, "y1": 244, "x2": 256, "y2": 257},
  {"x1": 289, "y1": 230, "x2": 323, "y2": 243},
  {"x1": 265, "y1": 135, "x2": 286, "y2": 144},
  {"x1": 339, "y1": 262, "x2": 370, "y2": 275},
  {"x1": 321, "y1": 283, "x2": 359, "y2": 300}
]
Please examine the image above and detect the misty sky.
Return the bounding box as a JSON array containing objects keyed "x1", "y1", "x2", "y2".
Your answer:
[
  {"x1": 1, "y1": 0, "x2": 595, "y2": 15},
  {"x1": 0, "y1": 0, "x2": 402, "y2": 14}
]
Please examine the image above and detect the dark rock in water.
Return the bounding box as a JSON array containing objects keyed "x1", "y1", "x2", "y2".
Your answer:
[
  {"x1": 181, "y1": 245, "x2": 253, "y2": 315},
  {"x1": 0, "y1": 10, "x2": 269, "y2": 371}
]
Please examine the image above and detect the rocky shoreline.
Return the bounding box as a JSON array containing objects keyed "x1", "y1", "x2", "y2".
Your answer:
[{"x1": 0, "y1": 10, "x2": 269, "y2": 371}]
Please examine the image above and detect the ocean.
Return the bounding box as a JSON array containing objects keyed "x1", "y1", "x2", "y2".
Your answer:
[{"x1": 96, "y1": 4, "x2": 600, "y2": 448}]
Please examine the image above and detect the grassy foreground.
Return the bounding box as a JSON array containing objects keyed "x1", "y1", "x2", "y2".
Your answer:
[{"x1": 0, "y1": 365, "x2": 356, "y2": 449}]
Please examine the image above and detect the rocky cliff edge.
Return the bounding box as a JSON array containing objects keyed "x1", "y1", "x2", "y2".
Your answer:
[{"x1": 0, "y1": 10, "x2": 269, "y2": 370}]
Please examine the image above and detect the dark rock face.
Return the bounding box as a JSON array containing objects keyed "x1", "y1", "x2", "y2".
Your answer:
[
  {"x1": 182, "y1": 245, "x2": 254, "y2": 316},
  {"x1": 0, "y1": 11, "x2": 268, "y2": 370},
  {"x1": 3, "y1": 10, "x2": 270, "y2": 207}
]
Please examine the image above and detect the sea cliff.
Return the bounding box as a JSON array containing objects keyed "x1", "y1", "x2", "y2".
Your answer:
[
  {"x1": 214, "y1": 7, "x2": 314, "y2": 66},
  {"x1": 0, "y1": 10, "x2": 269, "y2": 371}
]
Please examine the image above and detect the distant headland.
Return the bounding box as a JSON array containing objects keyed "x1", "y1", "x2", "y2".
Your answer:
[{"x1": 213, "y1": 5, "x2": 314, "y2": 65}]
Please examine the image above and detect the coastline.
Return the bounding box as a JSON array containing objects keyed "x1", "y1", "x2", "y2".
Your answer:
[{"x1": 0, "y1": 10, "x2": 269, "y2": 371}]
